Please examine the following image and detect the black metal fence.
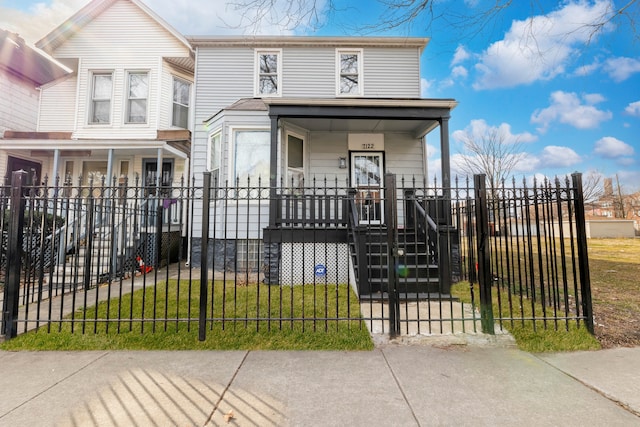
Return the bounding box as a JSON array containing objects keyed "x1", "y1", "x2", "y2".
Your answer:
[{"x1": 1, "y1": 170, "x2": 593, "y2": 340}]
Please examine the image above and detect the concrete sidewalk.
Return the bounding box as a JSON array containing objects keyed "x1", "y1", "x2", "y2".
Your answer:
[{"x1": 0, "y1": 344, "x2": 638, "y2": 426}]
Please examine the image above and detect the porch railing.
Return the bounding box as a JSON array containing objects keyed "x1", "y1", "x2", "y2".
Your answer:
[{"x1": 275, "y1": 178, "x2": 349, "y2": 228}]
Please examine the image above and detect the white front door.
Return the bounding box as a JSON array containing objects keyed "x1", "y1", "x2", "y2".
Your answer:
[{"x1": 351, "y1": 152, "x2": 384, "y2": 224}]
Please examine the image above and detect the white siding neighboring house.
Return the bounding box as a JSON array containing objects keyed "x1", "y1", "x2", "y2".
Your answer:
[{"x1": 0, "y1": 0, "x2": 194, "y2": 191}]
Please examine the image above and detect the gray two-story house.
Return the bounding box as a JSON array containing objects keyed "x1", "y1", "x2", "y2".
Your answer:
[{"x1": 188, "y1": 36, "x2": 457, "y2": 293}]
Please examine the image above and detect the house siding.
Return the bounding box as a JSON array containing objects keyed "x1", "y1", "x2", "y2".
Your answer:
[
  {"x1": 282, "y1": 48, "x2": 334, "y2": 97},
  {"x1": 0, "y1": 70, "x2": 39, "y2": 133},
  {"x1": 192, "y1": 47, "x2": 254, "y2": 189},
  {"x1": 307, "y1": 131, "x2": 349, "y2": 182},
  {"x1": 38, "y1": 75, "x2": 77, "y2": 131},
  {"x1": 364, "y1": 48, "x2": 421, "y2": 97},
  {"x1": 384, "y1": 132, "x2": 425, "y2": 180}
]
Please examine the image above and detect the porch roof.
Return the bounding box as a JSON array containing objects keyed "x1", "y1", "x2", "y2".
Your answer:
[
  {"x1": 0, "y1": 29, "x2": 72, "y2": 85},
  {"x1": 263, "y1": 97, "x2": 457, "y2": 190},
  {"x1": 0, "y1": 130, "x2": 191, "y2": 158},
  {"x1": 264, "y1": 97, "x2": 457, "y2": 138}
]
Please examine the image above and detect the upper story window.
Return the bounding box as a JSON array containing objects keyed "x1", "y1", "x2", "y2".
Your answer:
[
  {"x1": 336, "y1": 49, "x2": 363, "y2": 96},
  {"x1": 255, "y1": 50, "x2": 281, "y2": 97},
  {"x1": 172, "y1": 77, "x2": 191, "y2": 128},
  {"x1": 90, "y1": 72, "x2": 113, "y2": 124},
  {"x1": 126, "y1": 71, "x2": 149, "y2": 124}
]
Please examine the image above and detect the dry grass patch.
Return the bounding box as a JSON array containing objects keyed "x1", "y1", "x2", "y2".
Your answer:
[{"x1": 587, "y1": 238, "x2": 640, "y2": 348}]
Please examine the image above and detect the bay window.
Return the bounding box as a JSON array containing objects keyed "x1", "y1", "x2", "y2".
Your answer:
[{"x1": 233, "y1": 129, "x2": 270, "y2": 184}]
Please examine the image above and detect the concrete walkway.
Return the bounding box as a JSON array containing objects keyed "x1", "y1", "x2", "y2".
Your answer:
[{"x1": 0, "y1": 344, "x2": 638, "y2": 426}]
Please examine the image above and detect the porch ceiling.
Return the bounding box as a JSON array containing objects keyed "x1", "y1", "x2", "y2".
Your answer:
[
  {"x1": 282, "y1": 117, "x2": 435, "y2": 134},
  {"x1": 0, "y1": 140, "x2": 189, "y2": 159}
]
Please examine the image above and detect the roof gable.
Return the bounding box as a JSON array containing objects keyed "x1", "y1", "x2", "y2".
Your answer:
[{"x1": 36, "y1": 0, "x2": 192, "y2": 54}]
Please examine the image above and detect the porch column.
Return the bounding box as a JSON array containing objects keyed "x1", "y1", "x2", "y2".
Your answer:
[
  {"x1": 269, "y1": 115, "x2": 279, "y2": 227},
  {"x1": 156, "y1": 148, "x2": 163, "y2": 187},
  {"x1": 52, "y1": 149, "x2": 60, "y2": 183},
  {"x1": 439, "y1": 114, "x2": 451, "y2": 189},
  {"x1": 265, "y1": 114, "x2": 281, "y2": 285},
  {"x1": 106, "y1": 149, "x2": 114, "y2": 184}
]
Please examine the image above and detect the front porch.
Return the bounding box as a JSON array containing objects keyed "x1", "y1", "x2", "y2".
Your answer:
[{"x1": 0, "y1": 130, "x2": 191, "y2": 189}]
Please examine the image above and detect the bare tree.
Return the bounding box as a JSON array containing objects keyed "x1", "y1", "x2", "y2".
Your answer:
[
  {"x1": 455, "y1": 126, "x2": 524, "y2": 193},
  {"x1": 226, "y1": 0, "x2": 639, "y2": 43},
  {"x1": 614, "y1": 174, "x2": 628, "y2": 218},
  {"x1": 581, "y1": 170, "x2": 604, "y2": 205},
  {"x1": 224, "y1": 0, "x2": 333, "y2": 33}
]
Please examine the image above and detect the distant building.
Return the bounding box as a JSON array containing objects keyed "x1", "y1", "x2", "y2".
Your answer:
[{"x1": 586, "y1": 178, "x2": 640, "y2": 235}]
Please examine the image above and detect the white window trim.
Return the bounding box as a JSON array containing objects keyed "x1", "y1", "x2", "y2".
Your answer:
[
  {"x1": 207, "y1": 128, "x2": 222, "y2": 173},
  {"x1": 124, "y1": 70, "x2": 150, "y2": 125},
  {"x1": 172, "y1": 76, "x2": 191, "y2": 129},
  {"x1": 254, "y1": 49, "x2": 282, "y2": 97},
  {"x1": 88, "y1": 71, "x2": 114, "y2": 125},
  {"x1": 285, "y1": 129, "x2": 306, "y2": 187},
  {"x1": 228, "y1": 126, "x2": 271, "y2": 185},
  {"x1": 335, "y1": 48, "x2": 363, "y2": 97}
]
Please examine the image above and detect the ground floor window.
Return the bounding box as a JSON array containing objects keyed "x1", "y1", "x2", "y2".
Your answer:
[
  {"x1": 236, "y1": 239, "x2": 262, "y2": 273},
  {"x1": 233, "y1": 129, "x2": 270, "y2": 185}
]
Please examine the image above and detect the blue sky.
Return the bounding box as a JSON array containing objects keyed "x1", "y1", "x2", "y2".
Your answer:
[{"x1": 1, "y1": 0, "x2": 638, "y2": 190}]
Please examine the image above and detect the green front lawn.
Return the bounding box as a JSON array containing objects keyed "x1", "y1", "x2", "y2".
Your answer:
[{"x1": 1, "y1": 280, "x2": 374, "y2": 351}]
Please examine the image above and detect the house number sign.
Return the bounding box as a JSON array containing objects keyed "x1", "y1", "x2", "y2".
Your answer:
[{"x1": 348, "y1": 133, "x2": 384, "y2": 151}]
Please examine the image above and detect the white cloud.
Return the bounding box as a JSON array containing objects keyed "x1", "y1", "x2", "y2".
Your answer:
[
  {"x1": 617, "y1": 157, "x2": 636, "y2": 166},
  {"x1": 603, "y1": 57, "x2": 640, "y2": 82},
  {"x1": 451, "y1": 45, "x2": 470, "y2": 66},
  {"x1": 421, "y1": 78, "x2": 434, "y2": 97},
  {"x1": 452, "y1": 119, "x2": 537, "y2": 145},
  {"x1": 531, "y1": 91, "x2": 612, "y2": 133},
  {"x1": 539, "y1": 146, "x2": 582, "y2": 167},
  {"x1": 0, "y1": 0, "x2": 88, "y2": 43},
  {"x1": 616, "y1": 170, "x2": 640, "y2": 192},
  {"x1": 426, "y1": 143, "x2": 438, "y2": 159},
  {"x1": 572, "y1": 59, "x2": 601, "y2": 77},
  {"x1": 594, "y1": 137, "x2": 635, "y2": 158},
  {"x1": 583, "y1": 93, "x2": 606, "y2": 104},
  {"x1": 511, "y1": 146, "x2": 581, "y2": 172},
  {"x1": 473, "y1": 0, "x2": 615, "y2": 89},
  {"x1": 513, "y1": 152, "x2": 541, "y2": 173},
  {"x1": 451, "y1": 65, "x2": 468, "y2": 79},
  {"x1": 624, "y1": 100, "x2": 640, "y2": 117}
]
